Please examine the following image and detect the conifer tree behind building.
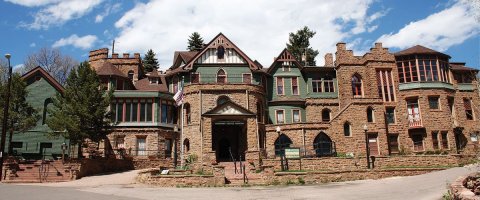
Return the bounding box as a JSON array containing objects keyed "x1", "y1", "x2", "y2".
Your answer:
[
  {"x1": 47, "y1": 62, "x2": 113, "y2": 158},
  {"x1": 143, "y1": 49, "x2": 159, "y2": 73},
  {"x1": 286, "y1": 26, "x2": 319, "y2": 66},
  {"x1": 187, "y1": 32, "x2": 204, "y2": 51}
]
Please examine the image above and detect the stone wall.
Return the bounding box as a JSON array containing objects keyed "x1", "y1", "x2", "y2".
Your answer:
[
  {"x1": 65, "y1": 158, "x2": 134, "y2": 179},
  {"x1": 450, "y1": 173, "x2": 480, "y2": 200},
  {"x1": 136, "y1": 167, "x2": 225, "y2": 187}
]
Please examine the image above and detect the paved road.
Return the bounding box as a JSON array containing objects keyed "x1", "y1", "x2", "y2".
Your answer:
[{"x1": 2, "y1": 164, "x2": 479, "y2": 200}]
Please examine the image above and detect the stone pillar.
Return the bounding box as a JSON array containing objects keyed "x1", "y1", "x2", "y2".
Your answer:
[{"x1": 246, "y1": 117, "x2": 260, "y2": 169}]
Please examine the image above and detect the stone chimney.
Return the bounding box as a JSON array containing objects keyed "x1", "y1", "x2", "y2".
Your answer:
[
  {"x1": 374, "y1": 42, "x2": 382, "y2": 49},
  {"x1": 112, "y1": 53, "x2": 118, "y2": 58},
  {"x1": 123, "y1": 53, "x2": 130, "y2": 58},
  {"x1": 324, "y1": 53, "x2": 333, "y2": 67},
  {"x1": 336, "y1": 43, "x2": 347, "y2": 51}
]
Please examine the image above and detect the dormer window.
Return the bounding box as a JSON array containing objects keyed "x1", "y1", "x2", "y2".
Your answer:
[
  {"x1": 217, "y1": 46, "x2": 225, "y2": 59},
  {"x1": 128, "y1": 70, "x2": 134, "y2": 80},
  {"x1": 149, "y1": 77, "x2": 160, "y2": 84}
]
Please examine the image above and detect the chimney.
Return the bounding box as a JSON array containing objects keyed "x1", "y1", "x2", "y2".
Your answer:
[
  {"x1": 112, "y1": 53, "x2": 118, "y2": 58},
  {"x1": 324, "y1": 53, "x2": 333, "y2": 67},
  {"x1": 336, "y1": 43, "x2": 347, "y2": 51},
  {"x1": 123, "y1": 53, "x2": 130, "y2": 58},
  {"x1": 375, "y1": 43, "x2": 382, "y2": 49},
  {"x1": 134, "y1": 53, "x2": 141, "y2": 59}
]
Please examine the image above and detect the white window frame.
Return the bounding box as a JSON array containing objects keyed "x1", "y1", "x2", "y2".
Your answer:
[
  {"x1": 291, "y1": 109, "x2": 301, "y2": 123},
  {"x1": 291, "y1": 77, "x2": 299, "y2": 95},
  {"x1": 275, "y1": 109, "x2": 285, "y2": 124}
]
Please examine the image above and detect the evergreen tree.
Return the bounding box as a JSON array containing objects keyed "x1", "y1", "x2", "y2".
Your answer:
[
  {"x1": 143, "y1": 49, "x2": 159, "y2": 73},
  {"x1": 286, "y1": 26, "x2": 319, "y2": 66},
  {"x1": 0, "y1": 74, "x2": 39, "y2": 154},
  {"x1": 187, "y1": 32, "x2": 204, "y2": 51},
  {"x1": 47, "y1": 62, "x2": 113, "y2": 158}
]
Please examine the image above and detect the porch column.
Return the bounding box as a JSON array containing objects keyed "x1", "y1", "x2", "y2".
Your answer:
[{"x1": 245, "y1": 117, "x2": 260, "y2": 169}]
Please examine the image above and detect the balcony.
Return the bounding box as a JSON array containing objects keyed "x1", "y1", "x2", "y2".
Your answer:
[{"x1": 408, "y1": 114, "x2": 423, "y2": 128}]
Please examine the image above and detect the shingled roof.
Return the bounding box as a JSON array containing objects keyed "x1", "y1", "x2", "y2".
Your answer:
[
  {"x1": 96, "y1": 62, "x2": 127, "y2": 78},
  {"x1": 134, "y1": 75, "x2": 168, "y2": 92},
  {"x1": 394, "y1": 45, "x2": 451, "y2": 58},
  {"x1": 450, "y1": 62, "x2": 479, "y2": 72}
]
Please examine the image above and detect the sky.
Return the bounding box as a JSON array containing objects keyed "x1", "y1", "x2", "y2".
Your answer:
[{"x1": 0, "y1": 0, "x2": 478, "y2": 71}]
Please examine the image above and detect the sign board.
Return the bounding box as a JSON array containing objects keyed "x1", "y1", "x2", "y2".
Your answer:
[{"x1": 284, "y1": 148, "x2": 301, "y2": 159}]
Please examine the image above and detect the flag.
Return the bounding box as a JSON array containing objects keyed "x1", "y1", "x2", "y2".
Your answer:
[{"x1": 173, "y1": 78, "x2": 184, "y2": 106}]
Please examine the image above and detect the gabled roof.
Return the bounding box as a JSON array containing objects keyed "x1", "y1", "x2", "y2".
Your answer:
[
  {"x1": 182, "y1": 33, "x2": 261, "y2": 71},
  {"x1": 171, "y1": 51, "x2": 198, "y2": 68},
  {"x1": 202, "y1": 100, "x2": 255, "y2": 116},
  {"x1": 267, "y1": 49, "x2": 303, "y2": 74},
  {"x1": 96, "y1": 62, "x2": 128, "y2": 78},
  {"x1": 21, "y1": 66, "x2": 64, "y2": 93},
  {"x1": 134, "y1": 75, "x2": 168, "y2": 92},
  {"x1": 394, "y1": 45, "x2": 451, "y2": 58},
  {"x1": 450, "y1": 62, "x2": 479, "y2": 72}
]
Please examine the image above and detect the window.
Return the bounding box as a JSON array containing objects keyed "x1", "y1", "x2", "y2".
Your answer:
[
  {"x1": 165, "y1": 139, "x2": 172, "y2": 158},
  {"x1": 184, "y1": 103, "x2": 191, "y2": 124},
  {"x1": 282, "y1": 61, "x2": 291, "y2": 72},
  {"x1": 217, "y1": 69, "x2": 227, "y2": 83},
  {"x1": 242, "y1": 73, "x2": 252, "y2": 84},
  {"x1": 161, "y1": 101, "x2": 176, "y2": 124},
  {"x1": 429, "y1": 97, "x2": 440, "y2": 109},
  {"x1": 137, "y1": 138, "x2": 146, "y2": 156},
  {"x1": 125, "y1": 101, "x2": 132, "y2": 122},
  {"x1": 407, "y1": 99, "x2": 422, "y2": 127},
  {"x1": 173, "y1": 76, "x2": 179, "y2": 92},
  {"x1": 343, "y1": 122, "x2": 351, "y2": 137},
  {"x1": 217, "y1": 46, "x2": 225, "y2": 59},
  {"x1": 441, "y1": 131, "x2": 449, "y2": 149},
  {"x1": 292, "y1": 110, "x2": 300, "y2": 123},
  {"x1": 276, "y1": 110, "x2": 285, "y2": 124},
  {"x1": 313, "y1": 132, "x2": 334, "y2": 157},
  {"x1": 464, "y1": 99, "x2": 474, "y2": 120},
  {"x1": 11, "y1": 142, "x2": 23, "y2": 149},
  {"x1": 386, "y1": 107, "x2": 395, "y2": 124},
  {"x1": 312, "y1": 78, "x2": 322, "y2": 93},
  {"x1": 322, "y1": 109, "x2": 330, "y2": 122},
  {"x1": 42, "y1": 98, "x2": 53, "y2": 125},
  {"x1": 183, "y1": 139, "x2": 190, "y2": 152},
  {"x1": 377, "y1": 70, "x2": 395, "y2": 102},
  {"x1": 388, "y1": 134, "x2": 399, "y2": 154},
  {"x1": 432, "y1": 131, "x2": 439, "y2": 150},
  {"x1": 367, "y1": 107, "x2": 374, "y2": 122},
  {"x1": 291, "y1": 77, "x2": 299, "y2": 95},
  {"x1": 115, "y1": 136, "x2": 125, "y2": 149},
  {"x1": 396, "y1": 55, "x2": 450, "y2": 83},
  {"x1": 455, "y1": 73, "x2": 474, "y2": 83},
  {"x1": 471, "y1": 133, "x2": 479, "y2": 142},
  {"x1": 116, "y1": 79, "x2": 124, "y2": 90},
  {"x1": 128, "y1": 70, "x2": 134, "y2": 80},
  {"x1": 217, "y1": 96, "x2": 230, "y2": 105},
  {"x1": 191, "y1": 73, "x2": 200, "y2": 83},
  {"x1": 323, "y1": 76, "x2": 335, "y2": 92},
  {"x1": 274, "y1": 134, "x2": 292, "y2": 156},
  {"x1": 351, "y1": 75, "x2": 362, "y2": 97},
  {"x1": 276, "y1": 77, "x2": 284, "y2": 95},
  {"x1": 412, "y1": 134, "x2": 424, "y2": 151}
]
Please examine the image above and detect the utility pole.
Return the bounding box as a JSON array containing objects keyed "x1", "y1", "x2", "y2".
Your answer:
[{"x1": 0, "y1": 54, "x2": 13, "y2": 181}]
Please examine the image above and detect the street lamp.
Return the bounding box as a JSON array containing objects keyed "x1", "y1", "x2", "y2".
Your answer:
[
  {"x1": 276, "y1": 126, "x2": 285, "y2": 171},
  {"x1": 0, "y1": 53, "x2": 13, "y2": 181},
  {"x1": 61, "y1": 143, "x2": 67, "y2": 163},
  {"x1": 173, "y1": 125, "x2": 178, "y2": 168},
  {"x1": 363, "y1": 124, "x2": 371, "y2": 169}
]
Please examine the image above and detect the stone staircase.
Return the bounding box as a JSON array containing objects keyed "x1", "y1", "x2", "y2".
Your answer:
[
  {"x1": 4, "y1": 160, "x2": 71, "y2": 183},
  {"x1": 219, "y1": 162, "x2": 262, "y2": 185}
]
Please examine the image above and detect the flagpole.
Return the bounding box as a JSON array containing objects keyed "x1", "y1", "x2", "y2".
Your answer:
[{"x1": 180, "y1": 76, "x2": 185, "y2": 168}]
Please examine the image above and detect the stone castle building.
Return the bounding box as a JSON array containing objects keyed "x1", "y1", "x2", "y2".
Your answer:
[{"x1": 88, "y1": 33, "x2": 480, "y2": 169}]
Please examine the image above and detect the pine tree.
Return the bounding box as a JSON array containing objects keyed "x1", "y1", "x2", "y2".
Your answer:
[
  {"x1": 187, "y1": 32, "x2": 204, "y2": 51},
  {"x1": 47, "y1": 62, "x2": 113, "y2": 158},
  {"x1": 0, "y1": 74, "x2": 39, "y2": 154},
  {"x1": 286, "y1": 26, "x2": 319, "y2": 66},
  {"x1": 143, "y1": 49, "x2": 159, "y2": 73}
]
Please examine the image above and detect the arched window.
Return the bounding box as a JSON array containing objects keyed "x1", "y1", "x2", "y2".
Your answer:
[
  {"x1": 313, "y1": 132, "x2": 334, "y2": 157},
  {"x1": 257, "y1": 102, "x2": 263, "y2": 123},
  {"x1": 217, "y1": 45, "x2": 225, "y2": 59},
  {"x1": 344, "y1": 122, "x2": 351, "y2": 136},
  {"x1": 184, "y1": 103, "x2": 191, "y2": 124},
  {"x1": 352, "y1": 74, "x2": 362, "y2": 97},
  {"x1": 42, "y1": 98, "x2": 53, "y2": 125},
  {"x1": 367, "y1": 107, "x2": 374, "y2": 122},
  {"x1": 128, "y1": 70, "x2": 134, "y2": 80},
  {"x1": 217, "y1": 95, "x2": 230, "y2": 105},
  {"x1": 274, "y1": 134, "x2": 292, "y2": 156},
  {"x1": 172, "y1": 76, "x2": 179, "y2": 92},
  {"x1": 322, "y1": 109, "x2": 331, "y2": 122},
  {"x1": 217, "y1": 69, "x2": 227, "y2": 83},
  {"x1": 183, "y1": 139, "x2": 190, "y2": 153}
]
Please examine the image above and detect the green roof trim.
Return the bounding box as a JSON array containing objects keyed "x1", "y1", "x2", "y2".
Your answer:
[{"x1": 398, "y1": 82, "x2": 454, "y2": 91}]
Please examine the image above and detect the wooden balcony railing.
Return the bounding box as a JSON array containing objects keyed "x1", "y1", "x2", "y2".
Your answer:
[{"x1": 408, "y1": 115, "x2": 423, "y2": 128}]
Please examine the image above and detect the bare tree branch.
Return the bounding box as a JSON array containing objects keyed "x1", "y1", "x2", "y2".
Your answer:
[{"x1": 24, "y1": 47, "x2": 79, "y2": 85}]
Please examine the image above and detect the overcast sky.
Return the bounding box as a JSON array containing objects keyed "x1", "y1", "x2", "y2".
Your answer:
[{"x1": 0, "y1": 0, "x2": 479, "y2": 70}]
